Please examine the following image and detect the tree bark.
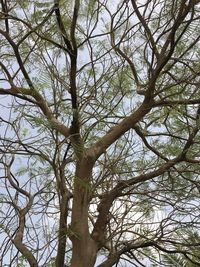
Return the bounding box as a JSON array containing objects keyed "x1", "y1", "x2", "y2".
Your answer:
[{"x1": 70, "y1": 158, "x2": 98, "y2": 267}]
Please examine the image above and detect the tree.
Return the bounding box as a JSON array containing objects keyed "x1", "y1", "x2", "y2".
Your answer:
[{"x1": 0, "y1": 0, "x2": 200, "y2": 266}]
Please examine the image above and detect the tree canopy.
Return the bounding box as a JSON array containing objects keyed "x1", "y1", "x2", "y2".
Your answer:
[{"x1": 0, "y1": 0, "x2": 200, "y2": 266}]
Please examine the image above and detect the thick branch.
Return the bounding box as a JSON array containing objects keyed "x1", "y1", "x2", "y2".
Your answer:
[
  {"x1": 91, "y1": 159, "x2": 177, "y2": 246},
  {"x1": 92, "y1": 109, "x2": 200, "y2": 247},
  {"x1": 54, "y1": 0, "x2": 73, "y2": 54},
  {"x1": 88, "y1": 100, "x2": 153, "y2": 160},
  {"x1": 0, "y1": 87, "x2": 70, "y2": 137},
  {"x1": 154, "y1": 98, "x2": 200, "y2": 107},
  {"x1": 55, "y1": 160, "x2": 73, "y2": 267},
  {"x1": 97, "y1": 239, "x2": 196, "y2": 267}
]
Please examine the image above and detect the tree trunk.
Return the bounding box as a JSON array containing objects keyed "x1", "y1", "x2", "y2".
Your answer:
[
  {"x1": 70, "y1": 236, "x2": 97, "y2": 267},
  {"x1": 70, "y1": 158, "x2": 98, "y2": 267}
]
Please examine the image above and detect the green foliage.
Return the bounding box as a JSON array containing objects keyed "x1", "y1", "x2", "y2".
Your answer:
[{"x1": 0, "y1": 0, "x2": 200, "y2": 266}]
